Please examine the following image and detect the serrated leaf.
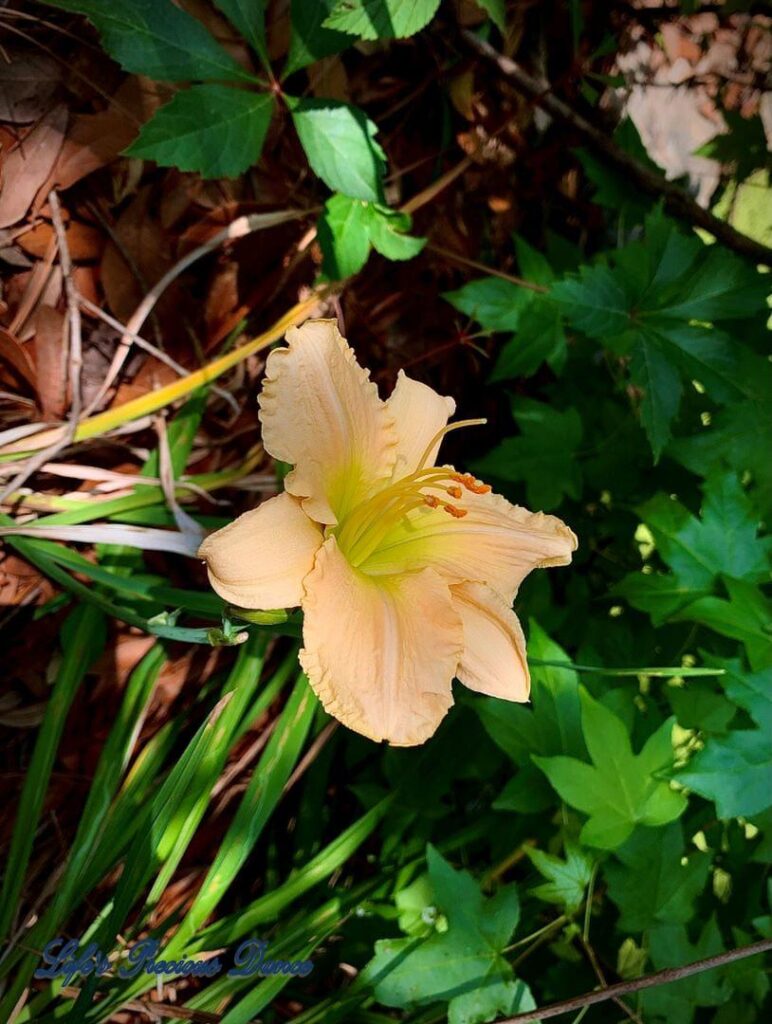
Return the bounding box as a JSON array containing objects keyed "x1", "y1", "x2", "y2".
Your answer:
[
  {"x1": 612, "y1": 573, "x2": 711, "y2": 626},
  {"x1": 318, "y1": 194, "x2": 425, "y2": 279},
  {"x1": 630, "y1": 334, "x2": 683, "y2": 459},
  {"x1": 672, "y1": 577, "x2": 772, "y2": 672},
  {"x1": 367, "y1": 206, "x2": 425, "y2": 260},
  {"x1": 679, "y1": 729, "x2": 771, "y2": 818},
  {"x1": 534, "y1": 691, "x2": 687, "y2": 849},
  {"x1": 550, "y1": 208, "x2": 768, "y2": 457},
  {"x1": 286, "y1": 0, "x2": 352, "y2": 74},
  {"x1": 473, "y1": 399, "x2": 582, "y2": 510},
  {"x1": 323, "y1": 0, "x2": 441, "y2": 40},
  {"x1": 363, "y1": 845, "x2": 522, "y2": 1013},
  {"x1": 605, "y1": 822, "x2": 711, "y2": 931},
  {"x1": 713, "y1": 656, "x2": 772, "y2": 732},
  {"x1": 45, "y1": 0, "x2": 254, "y2": 83},
  {"x1": 641, "y1": 918, "x2": 730, "y2": 1024},
  {"x1": 527, "y1": 842, "x2": 594, "y2": 914},
  {"x1": 125, "y1": 86, "x2": 273, "y2": 178},
  {"x1": 492, "y1": 301, "x2": 566, "y2": 380},
  {"x1": 317, "y1": 194, "x2": 372, "y2": 278},
  {"x1": 214, "y1": 0, "x2": 268, "y2": 65},
  {"x1": 668, "y1": 682, "x2": 736, "y2": 733},
  {"x1": 443, "y1": 277, "x2": 533, "y2": 333},
  {"x1": 640, "y1": 473, "x2": 770, "y2": 589},
  {"x1": 291, "y1": 99, "x2": 386, "y2": 201}
]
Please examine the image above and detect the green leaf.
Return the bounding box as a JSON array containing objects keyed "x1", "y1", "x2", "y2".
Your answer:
[
  {"x1": 640, "y1": 473, "x2": 770, "y2": 589},
  {"x1": 550, "y1": 208, "x2": 768, "y2": 456},
  {"x1": 448, "y1": 979, "x2": 537, "y2": 1024},
  {"x1": 641, "y1": 918, "x2": 730, "y2": 1024},
  {"x1": 679, "y1": 729, "x2": 771, "y2": 818},
  {"x1": 673, "y1": 577, "x2": 772, "y2": 671},
  {"x1": 317, "y1": 194, "x2": 372, "y2": 277},
  {"x1": 605, "y1": 822, "x2": 711, "y2": 931},
  {"x1": 629, "y1": 334, "x2": 683, "y2": 459},
  {"x1": 214, "y1": 0, "x2": 268, "y2": 65},
  {"x1": 323, "y1": 0, "x2": 441, "y2": 40},
  {"x1": 291, "y1": 99, "x2": 386, "y2": 201},
  {"x1": 125, "y1": 86, "x2": 273, "y2": 178},
  {"x1": 475, "y1": 0, "x2": 506, "y2": 32},
  {"x1": 443, "y1": 277, "x2": 533, "y2": 333},
  {"x1": 527, "y1": 842, "x2": 594, "y2": 914},
  {"x1": 476, "y1": 621, "x2": 587, "y2": 764},
  {"x1": 613, "y1": 573, "x2": 712, "y2": 627},
  {"x1": 473, "y1": 399, "x2": 582, "y2": 510},
  {"x1": 364, "y1": 845, "x2": 525, "y2": 1017},
  {"x1": 671, "y1": 369, "x2": 772, "y2": 512},
  {"x1": 492, "y1": 300, "x2": 567, "y2": 380},
  {"x1": 534, "y1": 691, "x2": 687, "y2": 849},
  {"x1": 367, "y1": 205, "x2": 426, "y2": 260},
  {"x1": 318, "y1": 194, "x2": 425, "y2": 278},
  {"x1": 668, "y1": 682, "x2": 736, "y2": 733},
  {"x1": 714, "y1": 656, "x2": 772, "y2": 732},
  {"x1": 697, "y1": 112, "x2": 770, "y2": 183},
  {"x1": 286, "y1": 0, "x2": 352, "y2": 74},
  {"x1": 44, "y1": 0, "x2": 254, "y2": 82}
]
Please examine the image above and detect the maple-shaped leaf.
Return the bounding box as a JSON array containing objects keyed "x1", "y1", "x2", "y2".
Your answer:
[
  {"x1": 527, "y1": 842, "x2": 594, "y2": 914},
  {"x1": 550, "y1": 207, "x2": 767, "y2": 457},
  {"x1": 678, "y1": 728, "x2": 771, "y2": 818},
  {"x1": 641, "y1": 917, "x2": 731, "y2": 1024},
  {"x1": 615, "y1": 472, "x2": 770, "y2": 627},
  {"x1": 474, "y1": 399, "x2": 582, "y2": 510},
  {"x1": 534, "y1": 691, "x2": 687, "y2": 849},
  {"x1": 363, "y1": 846, "x2": 534, "y2": 1024},
  {"x1": 673, "y1": 577, "x2": 772, "y2": 672},
  {"x1": 605, "y1": 821, "x2": 711, "y2": 931}
]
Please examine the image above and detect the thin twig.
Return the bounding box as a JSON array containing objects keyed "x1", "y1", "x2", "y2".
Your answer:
[
  {"x1": 0, "y1": 192, "x2": 82, "y2": 503},
  {"x1": 83, "y1": 209, "x2": 310, "y2": 416},
  {"x1": 426, "y1": 243, "x2": 547, "y2": 293},
  {"x1": 462, "y1": 31, "x2": 772, "y2": 266},
  {"x1": 79, "y1": 296, "x2": 239, "y2": 414},
  {"x1": 493, "y1": 938, "x2": 772, "y2": 1024}
]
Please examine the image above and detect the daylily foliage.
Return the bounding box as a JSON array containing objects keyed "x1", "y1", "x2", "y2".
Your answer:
[{"x1": 199, "y1": 320, "x2": 576, "y2": 745}]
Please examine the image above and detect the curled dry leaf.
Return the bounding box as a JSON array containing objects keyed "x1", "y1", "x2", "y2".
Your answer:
[
  {"x1": 0, "y1": 104, "x2": 68, "y2": 229},
  {"x1": 31, "y1": 305, "x2": 67, "y2": 420},
  {"x1": 0, "y1": 51, "x2": 61, "y2": 124},
  {"x1": 17, "y1": 219, "x2": 104, "y2": 262},
  {"x1": 0, "y1": 325, "x2": 37, "y2": 393}
]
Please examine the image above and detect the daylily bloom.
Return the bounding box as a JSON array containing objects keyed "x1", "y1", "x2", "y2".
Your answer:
[{"x1": 199, "y1": 320, "x2": 577, "y2": 746}]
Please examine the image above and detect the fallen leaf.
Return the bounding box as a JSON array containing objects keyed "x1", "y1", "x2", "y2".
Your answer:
[
  {"x1": 0, "y1": 104, "x2": 68, "y2": 228},
  {"x1": 0, "y1": 324, "x2": 37, "y2": 391},
  {"x1": 0, "y1": 51, "x2": 61, "y2": 124},
  {"x1": 100, "y1": 185, "x2": 175, "y2": 321},
  {"x1": 31, "y1": 305, "x2": 67, "y2": 419},
  {"x1": 18, "y1": 219, "x2": 104, "y2": 261}
]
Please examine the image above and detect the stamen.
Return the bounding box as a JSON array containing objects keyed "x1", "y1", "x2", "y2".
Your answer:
[
  {"x1": 424, "y1": 495, "x2": 440, "y2": 508},
  {"x1": 444, "y1": 504, "x2": 468, "y2": 518},
  {"x1": 446, "y1": 485, "x2": 463, "y2": 500},
  {"x1": 416, "y1": 418, "x2": 487, "y2": 472},
  {"x1": 451, "y1": 472, "x2": 492, "y2": 494}
]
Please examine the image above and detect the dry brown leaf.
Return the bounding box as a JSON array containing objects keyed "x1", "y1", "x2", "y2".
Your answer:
[
  {"x1": 39, "y1": 77, "x2": 164, "y2": 195},
  {"x1": 0, "y1": 51, "x2": 61, "y2": 124},
  {"x1": 100, "y1": 186, "x2": 175, "y2": 322},
  {"x1": 17, "y1": 219, "x2": 104, "y2": 261},
  {"x1": 0, "y1": 104, "x2": 68, "y2": 228},
  {"x1": 0, "y1": 325, "x2": 37, "y2": 390},
  {"x1": 31, "y1": 305, "x2": 66, "y2": 419}
]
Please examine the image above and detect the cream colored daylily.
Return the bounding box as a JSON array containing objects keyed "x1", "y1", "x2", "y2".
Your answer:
[{"x1": 199, "y1": 319, "x2": 577, "y2": 746}]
